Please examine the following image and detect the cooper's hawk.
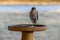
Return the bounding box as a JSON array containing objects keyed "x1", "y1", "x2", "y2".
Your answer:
[{"x1": 29, "y1": 7, "x2": 38, "y2": 26}]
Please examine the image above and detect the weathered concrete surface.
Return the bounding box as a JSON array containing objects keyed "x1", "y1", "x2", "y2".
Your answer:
[{"x1": 0, "y1": 11, "x2": 60, "y2": 40}]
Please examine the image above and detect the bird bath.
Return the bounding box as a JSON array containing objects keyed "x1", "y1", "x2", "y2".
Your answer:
[{"x1": 8, "y1": 24, "x2": 47, "y2": 40}]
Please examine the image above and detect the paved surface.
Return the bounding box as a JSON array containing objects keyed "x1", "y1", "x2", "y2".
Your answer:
[{"x1": 0, "y1": 11, "x2": 60, "y2": 40}]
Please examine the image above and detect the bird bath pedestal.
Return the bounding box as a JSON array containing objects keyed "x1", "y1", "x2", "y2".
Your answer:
[{"x1": 8, "y1": 24, "x2": 47, "y2": 40}]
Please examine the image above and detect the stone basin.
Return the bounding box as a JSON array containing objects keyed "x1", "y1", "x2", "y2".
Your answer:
[
  {"x1": 8, "y1": 24, "x2": 47, "y2": 31},
  {"x1": 8, "y1": 24, "x2": 47, "y2": 40}
]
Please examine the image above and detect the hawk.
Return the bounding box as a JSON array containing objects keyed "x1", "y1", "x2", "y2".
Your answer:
[{"x1": 29, "y1": 7, "x2": 38, "y2": 26}]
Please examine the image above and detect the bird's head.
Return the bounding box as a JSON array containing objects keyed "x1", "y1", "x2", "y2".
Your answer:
[{"x1": 31, "y1": 7, "x2": 36, "y2": 11}]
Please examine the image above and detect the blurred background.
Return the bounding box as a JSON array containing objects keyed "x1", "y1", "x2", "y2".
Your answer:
[{"x1": 0, "y1": 5, "x2": 60, "y2": 40}]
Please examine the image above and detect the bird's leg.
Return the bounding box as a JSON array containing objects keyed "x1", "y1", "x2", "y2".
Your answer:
[
  {"x1": 32, "y1": 21, "x2": 35, "y2": 27},
  {"x1": 33, "y1": 23, "x2": 36, "y2": 27},
  {"x1": 34, "y1": 20, "x2": 37, "y2": 27},
  {"x1": 33, "y1": 23, "x2": 35, "y2": 27},
  {"x1": 33, "y1": 23, "x2": 34, "y2": 27},
  {"x1": 32, "y1": 19, "x2": 37, "y2": 27}
]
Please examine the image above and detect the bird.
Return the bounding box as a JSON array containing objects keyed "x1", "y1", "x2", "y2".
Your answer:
[{"x1": 29, "y1": 7, "x2": 38, "y2": 27}]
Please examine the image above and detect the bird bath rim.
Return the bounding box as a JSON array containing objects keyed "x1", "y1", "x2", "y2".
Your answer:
[{"x1": 8, "y1": 24, "x2": 46, "y2": 27}]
